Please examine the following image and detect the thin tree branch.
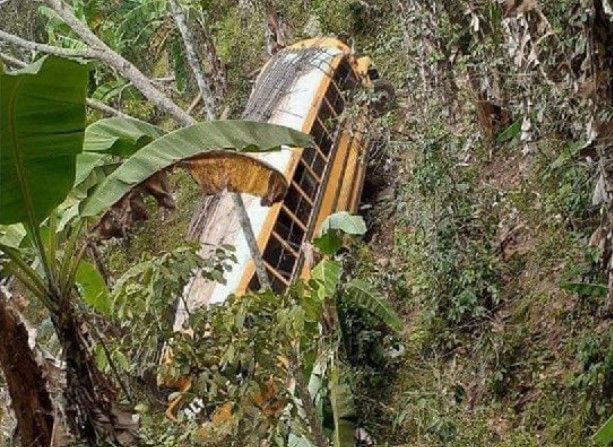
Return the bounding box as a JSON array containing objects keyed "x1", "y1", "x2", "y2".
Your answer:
[
  {"x1": 0, "y1": 51, "x2": 25, "y2": 67},
  {"x1": 0, "y1": 30, "x2": 101, "y2": 59},
  {"x1": 167, "y1": 0, "x2": 216, "y2": 121},
  {"x1": 43, "y1": 0, "x2": 195, "y2": 126},
  {"x1": 231, "y1": 193, "x2": 272, "y2": 289},
  {"x1": 186, "y1": 92, "x2": 202, "y2": 114},
  {"x1": 167, "y1": 0, "x2": 271, "y2": 288},
  {"x1": 0, "y1": 52, "x2": 129, "y2": 118},
  {"x1": 85, "y1": 98, "x2": 129, "y2": 117}
]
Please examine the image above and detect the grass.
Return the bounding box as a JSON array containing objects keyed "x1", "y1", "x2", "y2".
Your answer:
[{"x1": 347, "y1": 101, "x2": 608, "y2": 445}]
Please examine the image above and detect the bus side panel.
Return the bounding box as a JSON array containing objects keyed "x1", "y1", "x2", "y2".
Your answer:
[{"x1": 312, "y1": 127, "x2": 354, "y2": 231}]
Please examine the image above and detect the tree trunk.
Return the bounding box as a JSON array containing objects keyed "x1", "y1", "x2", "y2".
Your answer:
[
  {"x1": 0, "y1": 291, "x2": 55, "y2": 447},
  {"x1": 167, "y1": 0, "x2": 217, "y2": 121},
  {"x1": 199, "y1": 13, "x2": 228, "y2": 100},
  {"x1": 52, "y1": 296, "x2": 136, "y2": 446},
  {"x1": 265, "y1": 0, "x2": 287, "y2": 56}
]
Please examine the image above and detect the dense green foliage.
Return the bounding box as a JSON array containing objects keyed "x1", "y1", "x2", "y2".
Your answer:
[{"x1": 4, "y1": 0, "x2": 613, "y2": 446}]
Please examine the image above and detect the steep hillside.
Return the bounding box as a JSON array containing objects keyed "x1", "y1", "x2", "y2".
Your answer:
[
  {"x1": 2, "y1": 1, "x2": 613, "y2": 446},
  {"x1": 340, "y1": 2, "x2": 611, "y2": 446}
]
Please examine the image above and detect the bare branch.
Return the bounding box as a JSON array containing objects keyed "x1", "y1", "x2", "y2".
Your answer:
[
  {"x1": 0, "y1": 30, "x2": 101, "y2": 59},
  {"x1": 85, "y1": 98, "x2": 130, "y2": 117},
  {"x1": 186, "y1": 92, "x2": 202, "y2": 115},
  {"x1": 43, "y1": 0, "x2": 195, "y2": 126},
  {"x1": 167, "y1": 0, "x2": 217, "y2": 120},
  {"x1": 0, "y1": 51, "x2": 25, "y2": 68}
]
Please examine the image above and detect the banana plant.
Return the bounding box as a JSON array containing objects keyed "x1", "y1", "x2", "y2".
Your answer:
[
  {"x1": 290, "y1": 212, "x2": 403, "y2": 447},
  {"x1": 0, "y1": 55, "x2": 312, "y2": 445}
]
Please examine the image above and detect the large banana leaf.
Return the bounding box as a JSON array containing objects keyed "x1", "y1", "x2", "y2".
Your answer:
[
  {"x1": 0, "y1": 56, "x2": 89, "y2": 225},
  {"x1": 83, "y1": 116, "x2": 165, "y2": 156},
  {"x1": 74, "y1": 153, "x2": 110, "y2": 188},
  {"x1": 81, "y1": 121, "x2": 313, "y2": 218},
  {"x1": 74, "y1": 117, "x2": 165, "y2": 191},
  {"x1": 343, "y1": 279, "x2": 403, "y2": 332}
]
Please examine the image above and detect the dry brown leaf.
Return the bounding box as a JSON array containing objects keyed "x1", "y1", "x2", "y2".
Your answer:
[
  {"x1": 142, "y1": 171, "x2": 175, "y2": 211},
  {"x1": 589, "y1": 226, "x2": 607, "y2": 251},
  {"x1": 189, "y1": 152, "x2": 288, "y2": 206},
  {"x1": 504, "y1": 0, "x2": 538, "y2": 17}
]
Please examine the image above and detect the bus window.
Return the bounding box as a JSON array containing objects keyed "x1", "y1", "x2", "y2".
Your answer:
[
  {"x1": 326, "y1": 83, "x2": 344, "y2": 115},
  {"x1": 285, "y1": 183, "x2": 313, "y2": 223},
  {"x1": 263, "y1": 235, "x2": 297, "y2": 280},
  {"x1": 311, "y1": 119, "x2": 333, "y2": 156},
  {"x1": 246, "y1": 55, "x2": 364, "y2": 293},
  {"x1": 275, "y1": 208, "x2": 305, "y2": 249},
  {"x1": 294, "y1": 162, "x2": 319, "y2": 199},
  {"x1": 333, "y1": 58, "x2": 358, "y2": 91}
]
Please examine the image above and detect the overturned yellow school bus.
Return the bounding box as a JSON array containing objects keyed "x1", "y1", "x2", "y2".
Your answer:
[
  {"x1": 174, "y1": 38, "x2": 384, "y2": 327},
  {"x1": 163, "y1": 37, "x2": 393, "y2": 428}
]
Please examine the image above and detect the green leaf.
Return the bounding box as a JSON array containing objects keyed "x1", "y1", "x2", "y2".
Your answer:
[
  {"x1": 311, "y1": 260, "x2": 342, "y2": 297},
  {"x1": 82, "y1": 121, "x2": 313, "y2": 218},
  {"x1": 73, "y1": 117, "x2": 165, "y2": 199},
  {"x1": 0, "y1": 224, "x2": 27, "y2": 249},
  {"x1": 112, "y1": 348, "x2": 131, "y2": 372},
  {"x1": 318, "y1": 212, "x2": 367, "y2": 236},
  {"x1": 330, "y1": 363, "x2": 357, "y2": 447},
  {"x1": 83, "y1": 116, "x2": 165, "y2": 157},
  {"x1": 550, "y1": 141, "x2": 584, "y2": 171},
  {"x1": 0, "y1": 56, "x2": 89, "y2": 225},
  {"x1": 307, "y1": 360, "x2": 326, "y2": 415},
  {"x1": 75, "y1": 260, "x2": 111, "y2": 316},
  {"x1": 313, "y1": 230, "x2": 344, "y2": 256},
  {"x1": 496, "y1": 118, "x2": 522, "y2": 144},
  {"x1": 559, "y1": 281, "x2": 608, "y2": 298},
  {"x1": 313, "y1": 212, "x2": 366, "y2": 255},
  {"x1": 594, "y1": 414, "x2": 613, "y2": 445},
  {"x1": 288, "y1": 435, "x2": 315, "y2": 447},
  {"x1": 91, "y1": 79, "x2": 128, "y2": 102},
  {"x1": 343, "y1": 280, "x2": 403, "y2": 332},
  {"x1": 74, "y1": 152, "x2": 109, "y2": 187}
]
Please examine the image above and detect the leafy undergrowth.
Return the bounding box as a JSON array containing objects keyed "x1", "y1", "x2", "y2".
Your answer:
[
  {"x1": 347, "y1": 57, "x2": 608, "y2": 447},
  {"x1": 69, "y1": 2, "x2": 613, "y2": 446}
]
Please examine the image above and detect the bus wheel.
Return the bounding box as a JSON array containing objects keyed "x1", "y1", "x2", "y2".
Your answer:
[{"x1": 371, "y1": 79, "x2": 396, "y2": 114}]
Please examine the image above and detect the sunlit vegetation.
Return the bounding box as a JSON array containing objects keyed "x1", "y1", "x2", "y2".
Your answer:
[{"x1": 3, "y1": 0, "x2": 613, "y2": 446}]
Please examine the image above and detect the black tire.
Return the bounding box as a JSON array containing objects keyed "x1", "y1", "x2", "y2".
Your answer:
[{"x1": 371, "y1": 79, "x2": 396, "y2": 114}]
